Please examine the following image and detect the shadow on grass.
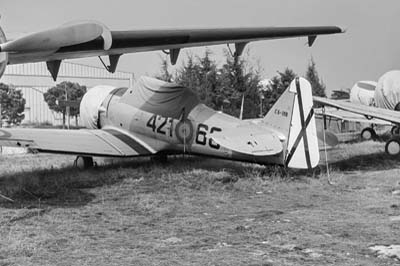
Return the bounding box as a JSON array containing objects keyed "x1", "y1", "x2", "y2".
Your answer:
[
  {"x1": 329, "y1": 151, "x2": 400, "y2": 172},
  {"x1": 0, "y1": 158, "x2": 141, "y2": 208},
  {"x1": 0, "y1": 155, "x2": 314, "y2": 210}
]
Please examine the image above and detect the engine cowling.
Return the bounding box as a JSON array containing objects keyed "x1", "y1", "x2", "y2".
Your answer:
[
  {"x1": 349, "y1": 81, "x2": 376, "y2": 106},
  {"x1": 374, "y1": 70, "x2": 400, "y2": 110},
  {"x1": 79, "y1": 85, "x2": 116, "y2": 129},
  {"x1": 0, "y1": 26, "x2": 8, "y2": 79}
]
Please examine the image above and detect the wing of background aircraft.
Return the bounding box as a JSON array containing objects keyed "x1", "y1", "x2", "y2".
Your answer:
[
  {"x1": 0, "y1": 126, "x2": 155, "y2": 157},
  {"x1": 314, "y1": 106, "x2": 392, "y2": 125},
  {"x1": 314, "y1": 96, "x2": 400, "y2": 125},
  {"x1": 0, "y1": 21, "x2": 343, "y2": 80}
]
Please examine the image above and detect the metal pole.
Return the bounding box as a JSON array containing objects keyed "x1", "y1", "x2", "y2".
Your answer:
[{"x1": 0, "y1": 103, "x2": 2, "y2": 128}]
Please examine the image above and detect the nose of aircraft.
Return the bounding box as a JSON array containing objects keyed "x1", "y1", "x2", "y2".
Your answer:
[{"x1": 80, "y1": 85, "x2": 116, "y2": 129}]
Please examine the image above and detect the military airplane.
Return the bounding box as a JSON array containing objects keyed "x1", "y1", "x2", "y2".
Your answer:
[
  {"x1": 314, "y1": 71, "x2": 400, "y2": 156},
  {"x1": 0, "y1": 21, "x2": 343, "y2": 169},
  {"x1": 315, "y1": 80, "x2": 391, "y2": 141}
]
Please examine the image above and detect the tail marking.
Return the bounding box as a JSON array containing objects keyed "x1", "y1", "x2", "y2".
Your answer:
[{"x1": 285, "y1": 77, "x2": 315, "y2": 170}]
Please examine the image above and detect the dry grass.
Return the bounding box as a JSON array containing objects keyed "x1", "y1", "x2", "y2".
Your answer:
[{"x1": 0, "y1": 141, "x2": 400, "y2": 265}]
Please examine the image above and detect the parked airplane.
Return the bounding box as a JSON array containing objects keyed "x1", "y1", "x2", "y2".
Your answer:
[
  {"x1": 314, "y1": 106, "x2": 391, "y2": 140},
  {"x1": 0, "y1": 20, "x2": 343, "y2": 169},
  {"x1": 317, "y1": 80, "x2": 392, "y2": 140},
  {"x1": 0, "y1": 76, "x2": 319, "y2": 169},
  {"x1": 314, "y1": 71, "x2": 400, "y2": 156}
]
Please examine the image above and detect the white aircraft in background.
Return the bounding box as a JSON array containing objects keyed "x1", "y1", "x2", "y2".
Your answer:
[
  {"x1": 0, "y1": 20, "x2": 343, "y2": 169},
  {"x1": 314, "y1": 71, "x2": 400, "y2": 156}
]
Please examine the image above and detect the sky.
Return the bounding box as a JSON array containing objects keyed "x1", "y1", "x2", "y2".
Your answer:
[{"x1": 1, "y1": 0, "x2": 400, "y2": 95}]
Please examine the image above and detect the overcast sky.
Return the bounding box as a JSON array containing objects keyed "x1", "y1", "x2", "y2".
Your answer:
[{"x1": 1, "y1": 0, "x2": 400, "y2": 94}]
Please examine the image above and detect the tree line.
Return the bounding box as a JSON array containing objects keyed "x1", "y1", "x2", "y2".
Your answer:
[{"x1": 157, "y1": 50, "x2": 327, "y2": 119}]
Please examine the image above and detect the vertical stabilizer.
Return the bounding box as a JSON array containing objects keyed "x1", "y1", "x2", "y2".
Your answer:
[{"x1": 263, "y1": 77, "x2": 319, "y2": 169}]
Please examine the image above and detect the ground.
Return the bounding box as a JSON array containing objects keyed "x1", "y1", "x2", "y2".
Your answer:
[{"x1": 0, "y1": 141, "x2": 400, "y2": 265}]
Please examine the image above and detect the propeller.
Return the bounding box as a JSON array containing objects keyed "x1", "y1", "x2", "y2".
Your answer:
[{"x1": 0, "y1": 21, "x2": 105, "y2": 52}]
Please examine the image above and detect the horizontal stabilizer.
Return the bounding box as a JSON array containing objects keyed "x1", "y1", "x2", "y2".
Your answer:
[{"x1": 210, "y1": 127, "x2": 282, "y2": 156}]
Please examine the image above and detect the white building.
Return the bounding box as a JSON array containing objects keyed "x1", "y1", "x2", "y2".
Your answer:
[{"x1": 1, "y1": 62, "x2": 134, "y2": 125}]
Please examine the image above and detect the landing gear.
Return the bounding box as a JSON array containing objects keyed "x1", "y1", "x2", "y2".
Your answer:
[
  {"x1": 361, "y1": 127, "x2": 376, "y2": 140},
  {"x1": 391, "y1": 125, "x2": 400, "y2": 135},
  {"x1": 74, "y1": 156, "x2": 94, "y2": 169},
  {"x1": 385, "y1": 138, "x2": 400, "y2": 156}
]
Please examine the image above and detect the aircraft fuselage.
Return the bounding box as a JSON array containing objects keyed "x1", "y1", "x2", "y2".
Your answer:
[{"x1": 100, "y1": 99, "x2": 284, "y2": 165}]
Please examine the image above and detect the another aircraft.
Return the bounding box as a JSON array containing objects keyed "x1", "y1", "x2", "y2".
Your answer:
[
  {"x1": 314, "y1": 106, "x2": 391, "y2": 140},
  {"x1": 0, "y1": 21, "x2": 343, "y2": 169},
  {"x1": 316, "y1": 80, "x2": 393, "y2": 141},
  {"x1": 314, "y1": 71, "x2": 400, "y2": 156}
]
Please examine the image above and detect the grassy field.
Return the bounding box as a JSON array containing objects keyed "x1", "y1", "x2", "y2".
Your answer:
[{"x1": 1, "y1": 141, "x2": 400, "y2": 265}]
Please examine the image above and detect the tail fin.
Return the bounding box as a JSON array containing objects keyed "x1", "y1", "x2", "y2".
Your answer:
[{"x1": 263, "y1": 77, "x2": 319, "y2": 169}]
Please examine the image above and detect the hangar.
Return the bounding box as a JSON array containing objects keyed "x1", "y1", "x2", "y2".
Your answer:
[{"x1": 1, "y1": 62, "x2": 134, "y2": 126}]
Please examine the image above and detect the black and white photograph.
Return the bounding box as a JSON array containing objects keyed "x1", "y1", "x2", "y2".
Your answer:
[{"x1": 0, "y1": 0, "x2": 399, "y2": 265}]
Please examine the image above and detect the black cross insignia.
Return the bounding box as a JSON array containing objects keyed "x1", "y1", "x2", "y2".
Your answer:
[{"x1": 285, "y1": 77, "x2": 315, "y2": 170}]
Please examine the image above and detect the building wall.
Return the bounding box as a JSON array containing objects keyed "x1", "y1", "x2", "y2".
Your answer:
[{"x1": 1, "y1": 62, "x2": 134, "y2": 125}]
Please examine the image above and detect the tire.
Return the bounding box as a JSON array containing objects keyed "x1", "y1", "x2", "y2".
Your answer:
[
  {"x1": 361, "y1": 127, "x2": 376, "y2": 140},
  {"x1": 392, "y1": 126, "x2": 400, "y2": 135},
  {"x1": 385, "y1": 138, "x2": 400, "y2": 156},
  {"x1": 74, "y1": 156, "x2": 94, "y2": 169}
]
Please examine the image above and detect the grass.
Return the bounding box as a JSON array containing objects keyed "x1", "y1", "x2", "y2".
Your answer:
[{"x1": 0, "y1": 141, "x2": 400, "y2": 265}]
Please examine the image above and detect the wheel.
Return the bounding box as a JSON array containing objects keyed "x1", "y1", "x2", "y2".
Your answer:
[
  {"x1": 392, "y1": 126, "x2": 400, "y2": 135},
  {"x1": 74, "y1": 156, "x2": 94, "y2": 169},
  {"x1": 361, "y1": 127, "x2": 376, "y2": 140},
  {"x1": 385, "y1": 138, "x2": 400, "y2": 156}
]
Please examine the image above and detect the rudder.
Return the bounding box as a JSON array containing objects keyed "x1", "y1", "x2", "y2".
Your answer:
[{"x1": 263, "y1": 77, "x2": 319, "y2": 169}]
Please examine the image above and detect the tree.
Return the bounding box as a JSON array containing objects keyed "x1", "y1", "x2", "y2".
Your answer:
[
  {"x1": 171, "y1": 49, "x2": 262, "y2": 118},
  {"x1": 331, "y1": 89, "x2": 350, "y2": 99},
  {"x1": 175, "y1": 50, "x2": 222, "y2": 109},
  {"x1": 262, "y1": 68, "x2": 297, "y2": 114},
  {"x1": 218, "y1": 50, "x2": 262, "y2": 118},
  {"x1": 156, "y1": 55, "x2": 174, "y2": 82},
  {"x1": 0, "y1": 83, "x2": 25, "y2": 125},
  {"x1": 305, "y1": 58, "x2": 326, "y2": 97},
  {"x1": 43, "y1": 81, "x2": 86, "y2": 126}
]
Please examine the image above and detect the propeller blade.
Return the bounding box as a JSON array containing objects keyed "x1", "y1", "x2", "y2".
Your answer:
[{"x1": 0, "y1": 22, "x2": 104, "y2": 52}]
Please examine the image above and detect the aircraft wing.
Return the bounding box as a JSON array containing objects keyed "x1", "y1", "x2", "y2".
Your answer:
[
  {"x1": 314, "y1": 96, "x2": 400, "y2": 125},
  {"x1": 314, "y1": 107, "x2": 392, "y2": 125},
  {"x1": 2, "y1": 21, "x2": 343, "y2": 65},
  {"x1": 209, "y1": 126, "x2": 283, "y2": 156},
  {"x1": 0, "y1": 127, "x2": 155, "y2": 157}
]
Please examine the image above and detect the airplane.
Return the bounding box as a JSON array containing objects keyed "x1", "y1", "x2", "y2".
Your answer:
[
  {"x1": 0, "y1": 20, "x2": 343, "y2": 169},
  {"x1": 314, "y1": 72, "x2": 400, "y2": 156},
  {"x1": 314, "y1": 106, "x2": 391, "y2": 141}
]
